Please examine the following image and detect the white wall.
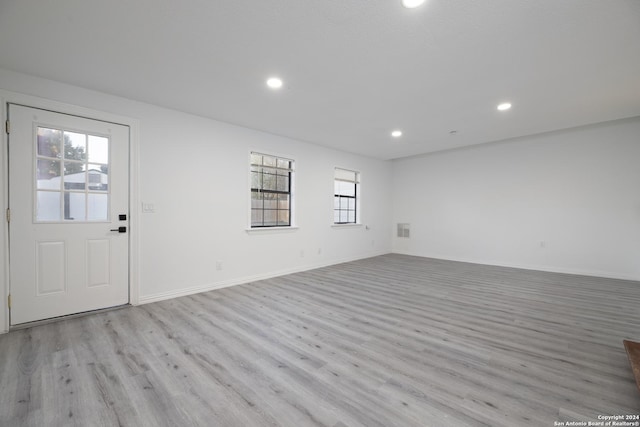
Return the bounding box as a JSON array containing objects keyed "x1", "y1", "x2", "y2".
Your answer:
[
  {"x1": 0, "y1": 68, "x2": 392, "y2": 332},
  {"x1": 392, "y1": 117, "x2": 640, "y2": 280},
  {"x1": 135, "y1": 109, "x2": 392, "y2": 301}
]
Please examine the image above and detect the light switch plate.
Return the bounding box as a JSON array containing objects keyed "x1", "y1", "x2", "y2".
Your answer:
[{"x1": 142, "y1": 202, "x2": 155, "y2": 213}]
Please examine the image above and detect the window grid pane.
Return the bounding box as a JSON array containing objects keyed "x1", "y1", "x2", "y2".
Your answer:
[
  {"x1": 251, "y1": 153, "x2": 293, "y2": 227},
  {"x1": 334, "y1": 167, "x2": 359, "y2": 224},
  {"x1": 35, "y1": 126, "x2": 109, "y2": 222}
]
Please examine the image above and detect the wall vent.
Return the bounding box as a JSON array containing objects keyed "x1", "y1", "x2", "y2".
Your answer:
[{"x1": 397, "y1": 223, "x2": 410, "y2": 238}]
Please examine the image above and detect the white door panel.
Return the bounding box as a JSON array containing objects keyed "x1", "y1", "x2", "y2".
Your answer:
[{"x1": 9, "y1": 105, "x2": 129, "y2": 325}]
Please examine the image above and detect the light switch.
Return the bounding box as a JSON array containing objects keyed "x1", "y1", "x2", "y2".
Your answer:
[{"x1": 142, "y1": 202, "x2": 155, "y2": 213}]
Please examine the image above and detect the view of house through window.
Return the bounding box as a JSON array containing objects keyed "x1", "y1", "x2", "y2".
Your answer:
[
  {"x1": 35, "y1": 127, "x2": 109, "y2": 222},
  {"x1": 250, "y1": 152, "x2": 293, "y2": 227},
  {"x1": 334, "y1": 168, "x2": 359, "y2": 224}
]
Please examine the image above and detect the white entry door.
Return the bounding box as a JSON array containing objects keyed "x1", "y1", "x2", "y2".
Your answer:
[{"x1": 8, "y1": 104, "x2": 129, "y2": 325}]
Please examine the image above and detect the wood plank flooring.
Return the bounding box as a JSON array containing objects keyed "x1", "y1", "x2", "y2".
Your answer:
[{"x1": 1, "y1": 254, "x2": 639, "y2": 426}]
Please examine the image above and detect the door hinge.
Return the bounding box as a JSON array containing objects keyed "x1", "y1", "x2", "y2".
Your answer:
[
  {"x1": 7, "y1": 294, "x2": 10, "y2": 309},
  {"x1": 4, "y1": 120, "x2": 9, "y2": 134},
  {"x1": 5, "y1": 208, "x2": 9, "y2": 223}
]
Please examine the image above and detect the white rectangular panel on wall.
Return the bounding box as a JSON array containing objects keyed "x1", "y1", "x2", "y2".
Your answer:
[
  {"x1": 36, "y1": 241, "x2": 66, "y2": 295},
  {"x1": 397, "y1": 223, "x2": 410, "y2": 238},
  {"x1": 87, "y1": 239, "x2": 110, "y2": 287}
]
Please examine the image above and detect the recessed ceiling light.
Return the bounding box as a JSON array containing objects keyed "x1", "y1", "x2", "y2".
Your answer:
[
  {"x1": 391, "y1": 130, "x2": 403, "y2": 138},
  {"x1": 497, "y1": 102, "x2": 512, "y2": 111},
  {"x1": 402, "y1": 0, "x2": 426, "y2": 8},
  {"x1": 266, "y1": 77, "x2": 283, "y2": 89}
]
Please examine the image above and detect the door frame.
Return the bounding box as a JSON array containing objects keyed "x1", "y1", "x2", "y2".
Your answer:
[{"x1": 0, "y1": 90, "x2": 140, "y2": 333}]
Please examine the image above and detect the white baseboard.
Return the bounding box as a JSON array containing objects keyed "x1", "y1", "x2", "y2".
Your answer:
[
  {"x1": 138, "y1": 250, "x2": 389, "y2": 305},
  {"x1": 391, "y1": 250, "x2": 640, "y2": 282}
]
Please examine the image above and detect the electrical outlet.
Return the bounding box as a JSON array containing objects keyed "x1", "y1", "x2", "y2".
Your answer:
[
  {"x1": 317, "y1": 248, "x2": 322, "y2": 255},
  {"x1": 216, "y1": 261, "x2": 223, "y2": 270},
  {"x1": 300, "y1": 250, "x2": 305, "y2": 258}
]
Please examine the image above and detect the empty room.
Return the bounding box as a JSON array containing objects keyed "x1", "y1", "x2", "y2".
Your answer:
[{"x1": 1, "y1": 0, "x2": 639, "y2": 426}]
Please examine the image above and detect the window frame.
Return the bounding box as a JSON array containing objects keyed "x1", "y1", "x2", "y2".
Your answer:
[
  {"x1": 34, "y1": 125, "x2": 111, "y2": 223},
  {"x1": 334, "y1": 167, "x2": 360, "y2": 225},
  {"x1": 249, "y1": 152, "x2": 295, "y2": 228}
]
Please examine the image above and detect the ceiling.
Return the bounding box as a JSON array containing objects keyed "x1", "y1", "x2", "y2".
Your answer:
[{"x1": 0, "y1": 0, "x2": 639, "y2": 160}]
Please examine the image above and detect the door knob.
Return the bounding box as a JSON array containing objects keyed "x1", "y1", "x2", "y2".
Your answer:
[{"x1": 110, "y1": 226, "x2": 127, "y2": 233}]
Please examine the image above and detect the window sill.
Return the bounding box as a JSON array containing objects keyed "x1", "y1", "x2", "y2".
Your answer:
[
  {"x1": 246, "y1": 226, "x2": 299, "y2": 234},
  {"x1": 331, "y1": 223, "x2": 363, "y2": 228}
]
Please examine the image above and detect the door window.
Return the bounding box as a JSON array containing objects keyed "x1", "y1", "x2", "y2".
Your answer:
[{"x1": 35, "y1": 127, "x2": 110, "y2": 222}]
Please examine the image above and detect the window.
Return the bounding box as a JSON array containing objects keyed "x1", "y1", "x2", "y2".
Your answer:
[
  {"x1": 250, "y1": 152, "x2": 293, "y2": 227},
  {"x1": 35, "y1": 127, "x2": 109, "y2": 222},
  {"x1": 334, "y1": 168, "x2": 359, "y2": 224}
]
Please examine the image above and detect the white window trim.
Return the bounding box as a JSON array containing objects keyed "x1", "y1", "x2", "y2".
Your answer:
[
  {"x1": 245, "y1": 226, "x2": 299, "y2": 234},
  {"x1": 333, "y1": 167, "x2": 361, "y2": 225},
  {"x1": 248, "y1": 150, "x2": 296, "y2": 229},
  {"x1": 331, "y1": 223, "x2": 363, "y2": 228}
]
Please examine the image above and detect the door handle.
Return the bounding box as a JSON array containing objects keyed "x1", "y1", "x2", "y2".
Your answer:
[{"x1": 110, "y1": 226, "x2": 127, "y2": 233}]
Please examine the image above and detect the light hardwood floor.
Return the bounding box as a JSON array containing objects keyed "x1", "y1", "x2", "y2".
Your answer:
[{"x1": 1, "y1": 254, "x2": 639, "y2": 426}]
